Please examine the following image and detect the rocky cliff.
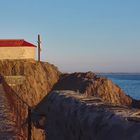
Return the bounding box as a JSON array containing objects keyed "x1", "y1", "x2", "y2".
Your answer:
[
  {"x1": 32, "y1": 72, "x2": 140, "y2": 140},
  {"x1": 0, "y1": 60, "x2": 139, "y2": 140},
  {"x1": 53, "y1": 72, "x2": 132, "y2": 106},
  {"x1": 33, "y1": 91, "x2": 140, "y2": 140},
  {"x1": 0, "y1": 60, "x2": 60, "y2": 106},
  {"x1": 0, "y1": 60, "x2": 60, "y2": 140}
]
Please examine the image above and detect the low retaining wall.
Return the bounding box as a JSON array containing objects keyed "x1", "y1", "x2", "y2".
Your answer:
[
  {"x1": 34, "y1": 91, "x2": 140, "y2": 140},
  {"x1": 4, "y1": 76, "x2": 25, "y2": 86}
]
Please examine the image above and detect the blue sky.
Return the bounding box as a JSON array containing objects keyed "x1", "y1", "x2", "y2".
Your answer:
[{"x1": 0, "y1": 0, "x2": 140, "y2": 72}]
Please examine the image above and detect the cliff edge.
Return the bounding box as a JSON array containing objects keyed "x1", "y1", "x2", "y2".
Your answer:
[{"x1": 53, "y1": 72, "x2": 132, "y2": 106}]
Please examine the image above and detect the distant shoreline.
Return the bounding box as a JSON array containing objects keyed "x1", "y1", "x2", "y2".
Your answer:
[{"x1": 96, "y1": 72, "x2": 140, "y2": 75}]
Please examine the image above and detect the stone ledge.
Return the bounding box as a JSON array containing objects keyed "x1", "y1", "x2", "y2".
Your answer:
[
  {"x1": 4, "y1": 76, "x2": 25, "y2": 86},
  {"x1": 34, "y1": 90, "x2": 140, "y2": 140}
]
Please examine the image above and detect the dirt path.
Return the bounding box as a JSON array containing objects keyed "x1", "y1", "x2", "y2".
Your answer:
[{"x1": 0, "y1": 84, "x2": 17, "y2": 139}]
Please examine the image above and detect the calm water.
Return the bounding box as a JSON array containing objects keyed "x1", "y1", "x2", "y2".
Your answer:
[{"x1": 100, "y1": 74, "x2": 140, "y2": 100}]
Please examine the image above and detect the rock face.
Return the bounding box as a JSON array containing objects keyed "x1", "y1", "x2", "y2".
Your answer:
[
  {"x1": 33, "y1": 91, "x2": 140, "y2": 140},
  {"x1": 0, "y1": 60, "x2": 139, "y2": 139},
  {"x1": 53, "y1": 72, "x2": 132, "y2": 106},
  {"x1": 0, "y1": 60, "x2": 60, "y2": 140},
  {"x1": 0, "y1": 60, "x2": 60, "y2": 106}
]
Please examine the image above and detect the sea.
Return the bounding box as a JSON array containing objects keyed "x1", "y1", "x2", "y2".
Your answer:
[{"x1": 99, "y1": 73, "x2": 140, "y2": 100}]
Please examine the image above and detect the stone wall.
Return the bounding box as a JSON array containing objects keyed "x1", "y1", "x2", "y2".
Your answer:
[
  {"x1": 0, "y1": 47, "x2": 36, "y2": 60},
  {"x1": 4, "y1": 76, "x2": 25, "y2": 86},
  {"x1": 34, "y1": 91, "x2": 140, "y2": 140}
]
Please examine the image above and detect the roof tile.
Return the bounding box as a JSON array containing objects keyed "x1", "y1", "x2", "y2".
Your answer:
[{"x1": 0, "y1": 39, "x2": 36, "y2": 47}]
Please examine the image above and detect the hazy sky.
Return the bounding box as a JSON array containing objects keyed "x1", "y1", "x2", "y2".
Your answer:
[{"x1": 0, "y1": 0, "x2": 140, "y2": 72}]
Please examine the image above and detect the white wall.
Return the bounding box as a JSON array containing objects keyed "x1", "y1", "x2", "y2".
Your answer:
[{"x1": 0, "y1": 47, "x2": 36, "y2": 60}]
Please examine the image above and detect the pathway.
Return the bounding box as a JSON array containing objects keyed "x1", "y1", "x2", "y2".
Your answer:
[{"x1": 0, "y1": 83, "x2": 17, "y2": 139}]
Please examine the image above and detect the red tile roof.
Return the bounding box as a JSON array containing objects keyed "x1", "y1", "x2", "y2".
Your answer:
[{"x1": 0, "y1": 39, "x2": 36, "y2": 47}]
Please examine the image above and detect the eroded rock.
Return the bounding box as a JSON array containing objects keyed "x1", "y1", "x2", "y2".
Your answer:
[
  {"x1": 0, "y1": 60, "x2": 60, "y2": 140},
  {"x1": 34, "y1": 91, "x2": 140, "y2": 140},
  {"x1": 53, "y1": 72, "x2": 132, "y2": 106}
]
